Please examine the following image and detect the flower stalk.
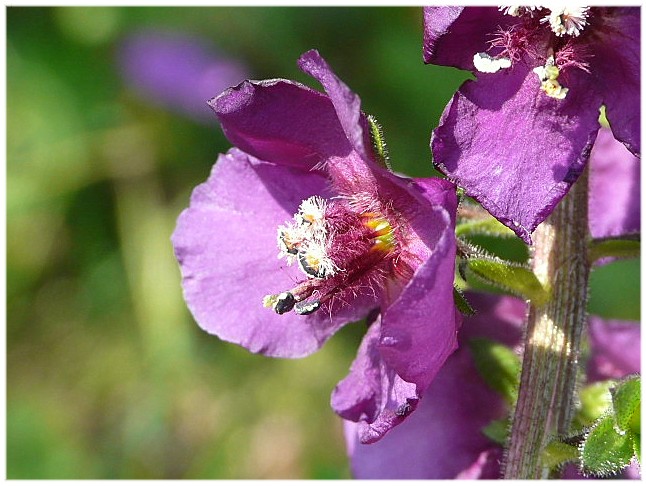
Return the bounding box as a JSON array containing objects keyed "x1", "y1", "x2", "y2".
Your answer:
[{"x1": 503, "y1": 168, "x2": 590, "y2": 479}]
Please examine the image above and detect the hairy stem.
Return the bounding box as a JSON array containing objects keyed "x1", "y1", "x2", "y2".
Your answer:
[{"x1": 503, "y1": 169, "x2": 590, "y2": 479}]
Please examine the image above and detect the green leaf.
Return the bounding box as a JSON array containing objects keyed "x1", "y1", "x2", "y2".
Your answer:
[
  {"x1": 588, "y1": 236, "x2": 640, "y2": 264},
  {"x1": 468, "y1": 338, "x2": 520, "y2": 405},
  {"x1": 632, "y1": 433, "x2": 641, "y2": 464},
  {"x1": 453, "y1": 286, "x2": 475, "y2": 316},
  {"x1": 580, "y1": 413, "x2": 636, "y2": 476},
  {"x1": 610, "y1": 375, "x2": 640, "y2": 432},
  {"x1": 482, "y1": 418, "x2": 508, "y2": 445},
  {"x1": 542, "y1": 440, "x2": 579, "y2": 469},
  {"x1": 466, "y1": 256, "x2": 549, "y2": 305},
  {"x1": 574, "y1": 380, "x2": 614, "y2": 428},
  {"x1": 456, "y1": 218, "x2": 516, "y2": 239},
  {"x1": 366, "y1": 114, "x2": 391, "y2": 170}
]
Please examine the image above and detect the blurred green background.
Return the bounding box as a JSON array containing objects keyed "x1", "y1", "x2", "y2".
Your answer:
[{"x1": 7, "y1": 6, "x2": 639, "y2": 479}]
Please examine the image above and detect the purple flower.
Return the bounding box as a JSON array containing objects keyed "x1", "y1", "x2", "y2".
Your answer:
[
  {"x1": 589, "y1": 128, "x2": 640, "y2": 240},
  {"x1": 172, "y1": 50, "x2": 461, "y2": 439},
  {"x1": 345, "y1": 292, "x2": 641, "y2": 479},
  {"x1": 424, "y1": 7, "x2": 640, "y2": 243},
  {"x1": 117, "y1": 29, "x2": 249, "y2": 122}
]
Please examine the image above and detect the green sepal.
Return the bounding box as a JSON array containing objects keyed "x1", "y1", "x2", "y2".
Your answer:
[
  {"x1": 482, "y1": 418, "x2": 508, "y2": 446},
  {"x1": 588, "y1": 236, "x2": 640, "y2": 264},
  {"x1": 542, "y1": 440, "x2": 579, "y2": 469},
  {"x1": 465, "y1": 254, "x2": 549, "y2": 305},
  {"x1": 579, "y1": 412, "x2": 636, "y2": 476},
  {"x1": 456, "y1": 217, "x2": 516, "y2": 239},
  {"x1": 610, "y1": 375, "x2": 640, "y2": 433},
  {"x1": 453, "y1": 286, "x2": 475, "y2": 316},
  {"x1": 574, "y1": 380, "x2": 615, "y2": 428},
  {"x1": 366, "y1": 114, "x2": 391, "y2": 170},
  {"x1": 468, "y1": 337, "x2": 520, "y2": 405}
]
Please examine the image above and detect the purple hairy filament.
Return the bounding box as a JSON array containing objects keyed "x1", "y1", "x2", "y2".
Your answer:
[{"x1": 263, "y1": 196, "x2": 402, "y2": 316}]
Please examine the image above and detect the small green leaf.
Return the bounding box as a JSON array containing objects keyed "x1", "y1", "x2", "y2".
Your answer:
[
  {"x1": 469, "y1": 338, "x2": 520, "y2": 405},
  {"x1": 574, "y1": 380, "x2": 614, "y2": 428},
  {"x1": 632, "y1": 433, "x2": 641, "y2": 464},
  {"x1": 610, "y1": 375, "x2": 640, "y2": 432},
  {"x1": 453, "y1": 286, "x2": 475, "y2": 316},
  {"x1": 580, "y1": 413, "x2": 636, "y2": 476},
  {"x1": 588, "y1": 237, "x2": 640, "y2": 264},
  {"x1": 466, "y1": 257, "x2": 549, "y2": 305},
  {"x1": 482, "y1": 418, "x2": 508, "y2": 445},
  {"x1": 543, "y1": 440, "x2": 579, "y2": 469},
  {"x1": 366, "y1": 114, "x2": 391, "y2": 170},
  {"x1": 456, "y1": 218, "x2": 516, "y2": 239}
]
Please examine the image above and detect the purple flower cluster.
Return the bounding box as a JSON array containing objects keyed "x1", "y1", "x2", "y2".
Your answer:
[
  {"x1": 172, "y1": 50, "x2": 461, "y2": 442},
  {"x1": 424, "y1": 7, "x2": 640, "y2": 242}
]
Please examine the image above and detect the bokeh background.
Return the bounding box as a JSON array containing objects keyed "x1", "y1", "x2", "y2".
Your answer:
[{"x1": 7, "y1": 6, "x2": 640, "y2": 479}]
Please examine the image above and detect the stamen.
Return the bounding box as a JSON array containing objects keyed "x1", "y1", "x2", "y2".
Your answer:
[
  {"x1": 263, "y1": 292, "x2": 296, "y2": 314},
  {"x1": 473, "y1": 52, "x2": 512, "y2": 73},
  {"x1": 499, "y1": 5, "x2": 537, "y2": 17},
  {"x1": 541, "y1": 6, "x2": 590, "y2": 37},
  {"x1": 296, "y1": 196, "x2": 327, "y2": 230},
  {"x1": 294, "y1": 300, "x2": 321, "y2": 315},
  {"x1": 277, "y1": 223, "x2": 304, "y2": 261},
  {"x1": 533, "y1": 56, "x2": 569, "y2": 99},
  {"x1": 363, "y1": 214, "x2": 396, "y2": 253},
  {"x1": 297, "y1": 237, "x2": 339, "y2": 279}
]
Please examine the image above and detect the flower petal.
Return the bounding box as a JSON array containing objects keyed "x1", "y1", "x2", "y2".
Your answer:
[
  {"x1": 345, "y1": 293, "x2": 525, "y2": 479},
  {"x1": 432, "y1": 65, "x2": 602, "y2": 243},
  {"x1": 298, "y1": 49, "x2": 374, "y2": 163},
  {"x1": 423, "y1": 7, "x2": 514, "y2": 71},
  {"x1": 331, "y1": 317, "x2": 420, "y2": 444},
  {"x1": 586, "y1": 317, "x2": 640, "y2": 382},
  {"x1": 209, "y1": 79, "x2": 353, "y2": 168},
  {"x1": 589, "y1": 128, "x2": 640, "y2": 239},
  {"x1": 590, "y1": 8, "x2": 641, "y2": 157},
  {"x1": 378, "y1": 190, "x2": 460, "y2": 391},
  {"x1": 171, "y1": 149, "x2": 378, "y2": 358}
]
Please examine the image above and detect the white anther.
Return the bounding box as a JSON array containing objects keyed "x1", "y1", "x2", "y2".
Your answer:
[
  {"x1": 297, "y1": 239, "x2": 339, "y2": 279},
  {"x1": 473, "y1": 52, "x2": 512, "y2": 73},
  {"x1": 499, "y1": 5, "x2": 537, "y2": 17},
  {"x1": 296, "y1": 196, "x2": 327, "y2": 228},
  {"x1": 541, "y1": 6, "x2": 590, "y2": 37}
]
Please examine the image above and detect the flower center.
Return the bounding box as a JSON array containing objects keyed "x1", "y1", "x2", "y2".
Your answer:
[
  {"x1": 473, "y1": 5, "x2": 593, "y2": 100},
  {"x1": 263, "y1": 195, "x2": 397, "y2": 316}
]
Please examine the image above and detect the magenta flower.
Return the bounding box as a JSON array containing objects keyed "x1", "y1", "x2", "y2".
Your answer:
[
  {"x1": 345, "y1": 292, "x2": 640, "y2": 479},
  {"x1": 589, "y1": 128, "x2": 640, "y2": 240},
  {"x1": 117, "y1": 29, "x2": 249, "y2": 122},
  {"x1": 172, "y1": 50, "x2": 461, "y2": 439},
  {"x1": 424, "y1": 7, "x2": 640, "y2": 243}
]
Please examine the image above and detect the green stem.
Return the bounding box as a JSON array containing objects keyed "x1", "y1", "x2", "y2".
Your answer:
[{"x1": 503, "y1": 168, "x2": 590, "y2": 479}]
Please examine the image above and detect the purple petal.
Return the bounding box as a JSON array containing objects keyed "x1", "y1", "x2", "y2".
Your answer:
[
  {"x1": 589, "y1": 128, "x2": 640, "y2": 239},
  {"x1": 586, "y1": 317, "x2": 640, "y2": 382},
  {"x1": 331, "y1": 318, "x2": 420, "y2": 444},
  {"x1": 117, "y1": 29, "x2": 248, "y2": 123},
  {"x1": 346, "y1": 293, "x2": 525, "y2": 479},
  {"x1": 298, "y1": 49, "x2": 374, "y2": 163},
  {"x1": 432, "y1": 65, "x2": 602, "y2": 243},
  {"x1": 378, "y1": 207, "x2": 460, "y2": 391},
  {"x1": 423, "y1": 7, "x2": 514, "y2": 71},
  {"x1": 171, "y1": 149, "x2": 378, "y2": 358},
  {"x1": 209, "y1": 78, "x2": 353, "y2": 169},
  {"x1": 590, "y1": 8, "x2": 641, "y2": 157}
]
